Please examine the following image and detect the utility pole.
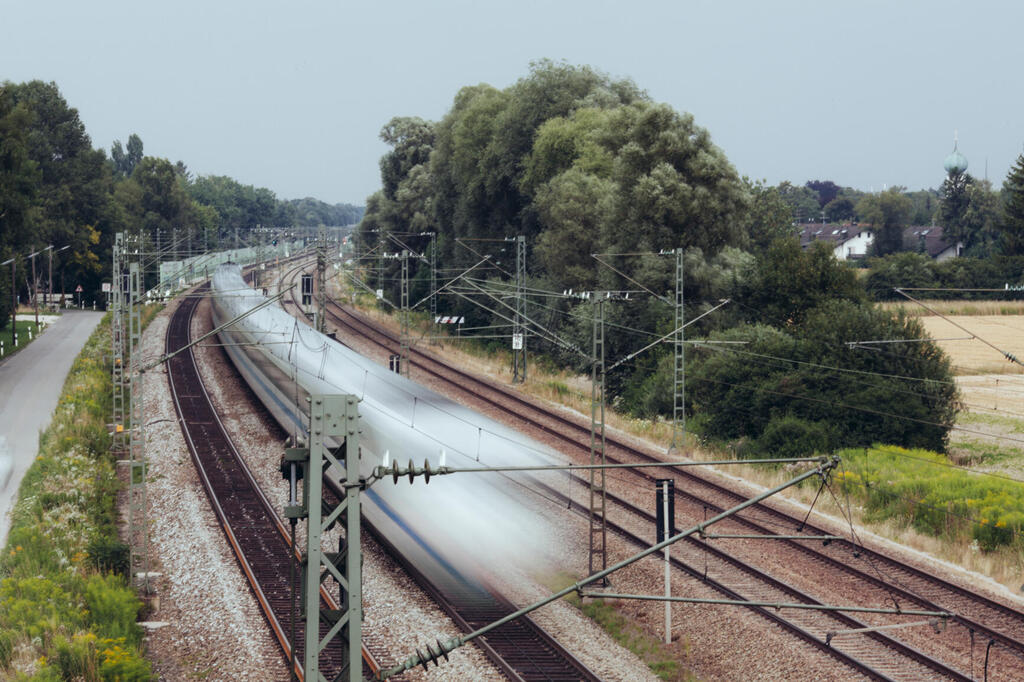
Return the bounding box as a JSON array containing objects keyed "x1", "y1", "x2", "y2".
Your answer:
[
  {"x1": 589, "y1": 293, "x2": 608, "y2": 583},
  {"x1": 316, "y1": 226, "x2": 327, "y2": 333},
  {"x1": 3, "y1": 257, "x2": 14, "y2": 349},
  {"x1": 47, "y1": 246, "x2": 53, "y2": 312},
  {"x1": 671, "y1": 247, "x2": 685, "y2": 452},
  {"x1": 400, "y1": 250, "x2": 410, "y2": 378},
  {"x1": 512, "y1": 235, "x2": 526, "y2": 383},
  {"x1": 286, "y1": 395, "x2": 362, "y2": 682}
]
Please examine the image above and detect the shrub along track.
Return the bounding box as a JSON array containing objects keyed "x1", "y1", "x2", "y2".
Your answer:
[
  {"x1": 320, "y1": 294, "x2": 1024, "y2": 681},
  {"x1": 165, "y1": 285, "x2": 381, "y2": 681}
]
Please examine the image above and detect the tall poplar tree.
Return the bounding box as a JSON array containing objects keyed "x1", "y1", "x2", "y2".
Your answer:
[{"x1": 1001, "y1": 153, "x2": 1024, "y2": 255}]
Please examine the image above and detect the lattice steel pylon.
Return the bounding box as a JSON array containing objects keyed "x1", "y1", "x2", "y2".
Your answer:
[
  {"x1": 399, "y1": 250, "x2": 410, "y2": 378},
  {"x1": 588, "y1": 293, "x2": 608, "y2": 584},
  {"x1": 429, "y1": 233, "x2": 438, "y2": 345},
  {"x1": 670, "y1": 247, "x2": 685, "y2": 452},
  {"x1": 512, "y1": 235, "x2": 527, "y2": 383},
  {"x1": 288, "y1": 395, "x2": 362, "y2": 682},
  {"x1": 127, "y1": 260, "x2": 149, "y2": 592},
  {"x1": 377, "y1": 230, "x2": 387, "y2": 294},
  {"x1": 316, "y1": 226, "x2": 327, "y2": 334},
  {"x1": 111, "y1": 233, "x2": 127, "y2": 454}
]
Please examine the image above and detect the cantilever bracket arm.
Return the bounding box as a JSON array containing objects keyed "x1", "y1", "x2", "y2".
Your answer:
[
  {"x1": 136, "y1": 288, "x2": 289, "y2": 374},
  {"x1": 375, "y1": 456, "x2": 840, "y2": 679}
]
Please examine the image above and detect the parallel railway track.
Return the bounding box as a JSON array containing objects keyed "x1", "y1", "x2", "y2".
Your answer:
[
  {"x1": 276, "y1": 262, "x2": 601, "y2": 681},
  {"x1": 315, "y1": 288, "x2": 1024, "y2": 681},
  {"x1": 165, "y1": 285, "x2": 381, "y2": 681}
]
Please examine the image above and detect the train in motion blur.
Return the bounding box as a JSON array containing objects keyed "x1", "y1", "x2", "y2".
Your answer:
[{"x1": 210, "y1": 263, "x2": 559, "y2": 580}]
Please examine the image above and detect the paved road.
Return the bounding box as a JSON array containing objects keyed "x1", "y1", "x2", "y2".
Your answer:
[{"x1": 0, "y1": 311, "x2": 104, "y2": 547}]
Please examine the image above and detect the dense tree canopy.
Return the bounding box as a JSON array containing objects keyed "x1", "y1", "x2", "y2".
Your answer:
[
  {"x1": 0, "y1": 79, "x2": 361, "y2": 330},
  {"x1": 356, "y1": 62, "x2": 964, "y2": 455},
  {"x1": 858, "y1": 188, "x2": 912, "y2": 256}
]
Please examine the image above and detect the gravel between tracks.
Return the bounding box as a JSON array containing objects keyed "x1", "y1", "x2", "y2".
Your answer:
[
  {"x1": 190, "y1": 295, "x2": 506, "y2": 681},
  {"x1": 136, "y1": 295, "x2": 289, "y2": 681},
  {"x1": 327, "y1": 309, "x2": 866, "y2": 681}
]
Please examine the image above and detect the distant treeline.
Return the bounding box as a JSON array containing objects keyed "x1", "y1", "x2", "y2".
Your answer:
[
  {"x1": 355, "y1": 60, "x2": 966, "y2": 455},
  {"x1": 0, "y1": 79, "x2": 362, "y2": 322}
]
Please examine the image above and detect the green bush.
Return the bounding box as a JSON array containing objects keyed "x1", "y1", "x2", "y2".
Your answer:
[{"x1": 754, "y1": 416, "x2": 833, "y2": 459}]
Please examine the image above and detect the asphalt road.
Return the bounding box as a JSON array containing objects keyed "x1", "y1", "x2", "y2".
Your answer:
[{"x1": 0, "y1": 310, "x2": 104, "y2": 547}]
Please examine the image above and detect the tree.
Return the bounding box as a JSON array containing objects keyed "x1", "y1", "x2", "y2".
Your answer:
[
  {"x1": 824, "y1": 196, "x2": 855, "y2": 222},
  {"x1": 742, "y1": 178, "x2": 793, "y2": 251},
  {"x1": 111, "y1": 133, "x2": 143, "y2": 177},
  {"x1": 687, "y1": 300, "x2": 959, "y2": 454},
  {"x1": 532, "y1": 168, "x2": 612, "y2": 290},
  {"x1": 742, "y1": 238, "x2": 865, "y2": 327},
  {"x1": 806, "y1": 179, "x2": 840, "y2": 208},
  {"x1": 858, "y1": 188, "x2": 912, "y2": 256},
  {"x1": 1001, "y1": 154, "x2": 1024, "y2": 255},
  {"x1": 776, "y1": 181, "x2": 820, "y2": 223},
  {"x1": 864, "y1": 252, "x2": 936, "y2": 300}
]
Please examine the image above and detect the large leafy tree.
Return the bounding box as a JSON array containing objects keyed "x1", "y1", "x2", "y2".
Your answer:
[
  {"x1": 2, "y1": 80, "x2": 115, "y2": 300},
  {"x1": 858, "y1": 188, "x2": 912, "y2": 256}
]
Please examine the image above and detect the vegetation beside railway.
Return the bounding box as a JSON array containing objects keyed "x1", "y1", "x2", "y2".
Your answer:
[{"x1": 0, "y1": 309, "x2": 157, "y2": 681}]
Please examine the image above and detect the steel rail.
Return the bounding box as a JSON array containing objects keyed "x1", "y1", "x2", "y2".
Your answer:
[
  {"x1": 165, "y1": 283, "x2": 381, "y2": 681},
  {"x1": 278, "y1": 261, "x2": 599, "y2": 681},
  {"x1": 324, "y1": 297, "x2": 1024, "y2": 678}
]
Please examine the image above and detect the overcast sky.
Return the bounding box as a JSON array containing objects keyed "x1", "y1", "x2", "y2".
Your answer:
[{"x1": 3, "y1": 0, "x2": 1022, "y2": 205}]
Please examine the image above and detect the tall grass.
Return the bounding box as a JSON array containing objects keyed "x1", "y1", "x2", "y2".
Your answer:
[
  {"x1": 835, "y1": 445, "x2": 1024, "y2": 552},
  {"x1": 0, "y1": 312, "x2": 153, "y2": 681}
]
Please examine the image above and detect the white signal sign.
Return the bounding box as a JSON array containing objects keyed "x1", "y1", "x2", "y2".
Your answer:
[{"x1": 512, "y1": 333, "x2": 523, "y2": 350}]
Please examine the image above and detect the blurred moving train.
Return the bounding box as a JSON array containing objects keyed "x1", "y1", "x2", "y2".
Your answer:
[{"x1": 210, "y1": 264, "x2": 559, "y2": 578}]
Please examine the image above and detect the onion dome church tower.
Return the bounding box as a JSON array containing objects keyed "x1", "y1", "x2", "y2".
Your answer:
[{"x1": 944, "y1": 132, "x2": 968, "y2": 177}]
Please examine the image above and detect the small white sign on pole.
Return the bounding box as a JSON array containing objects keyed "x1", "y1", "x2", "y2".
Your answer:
[
  {"x1": 512, "y1": 333, "x2": 523, "y2": 350},
  {"x1": 376, "y1": 289, "x2": 384, "y2": 300},
  {"x1": 101, "y1": 282, "x2": 111, "y2": 293}
]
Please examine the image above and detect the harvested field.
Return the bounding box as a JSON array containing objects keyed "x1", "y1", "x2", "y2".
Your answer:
[{"x1": 919, "y1": 314, "x2": 1024, "y2": 375}]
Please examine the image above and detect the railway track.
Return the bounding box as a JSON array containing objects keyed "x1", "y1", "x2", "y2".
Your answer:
[
  {"x1": 317, "y1": 291, "x2": 1024, "y2": 680},
  {"x1": 165, "y1": 285, "x2": 381, "y2": 681},
  {"x1": 276, "y1": 261, "x2": 601, "y2": 681}
]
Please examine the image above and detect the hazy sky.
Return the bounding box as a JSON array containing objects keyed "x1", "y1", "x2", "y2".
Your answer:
[{"x1": 4, "y1": 0, "x2": 1022, "y2": 206}]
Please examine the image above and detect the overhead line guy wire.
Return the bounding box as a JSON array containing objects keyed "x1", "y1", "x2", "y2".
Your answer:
[{"x1": 896, "y1": 288, "x2": 1024, "y2": 368}]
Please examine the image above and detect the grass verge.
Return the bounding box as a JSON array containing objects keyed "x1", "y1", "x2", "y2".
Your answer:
[{"x1": 0, "y1": 308, "x2": 159, "y2": 681}]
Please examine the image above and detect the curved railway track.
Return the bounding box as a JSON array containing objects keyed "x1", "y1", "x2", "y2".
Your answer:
[
  {"x1": 274, "y1": 261, "x2": 601, "y2": 681},
  {"x1": 310, "y1": 277, "x2": 1024, "y2": 681},
  {"x1": 165, "y1": 284, "x2": 381, "y2": 681}
]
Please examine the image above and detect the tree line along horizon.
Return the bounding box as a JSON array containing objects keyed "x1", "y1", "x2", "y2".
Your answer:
[
  {"x1": 355, "y1": 60, "x2": 1024, "y2": 458},
  {"x1": 0, "y1": 79, "x2": 364, "y2": 324},
  {"x1": 4, "y1": 65, "x2": 1024, "y2": 456}
]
